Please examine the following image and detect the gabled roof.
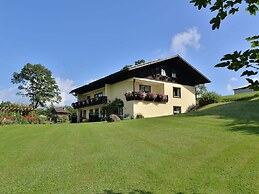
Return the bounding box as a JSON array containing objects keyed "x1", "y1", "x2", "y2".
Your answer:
[
  {"x1": 53, "y1": 107, "x2": 70, "y2": 114},
  {"x1": 70, "y1": 55, "x2": 210, "y2": 94}
]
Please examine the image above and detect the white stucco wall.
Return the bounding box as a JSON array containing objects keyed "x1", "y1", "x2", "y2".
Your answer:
[{"x1": 76, "y1": 78, "x2": 196, "y2": 119}]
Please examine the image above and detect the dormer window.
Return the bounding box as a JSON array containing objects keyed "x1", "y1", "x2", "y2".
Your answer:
[
  {"x1": 172, "y1": 73, "x2": 177, "y2": 78},
  {"x1": 161, "y1": 69, "x2": 166, "y2": 76}
]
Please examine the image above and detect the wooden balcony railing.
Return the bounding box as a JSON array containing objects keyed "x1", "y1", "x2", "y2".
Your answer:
[{"x1": 72, "y1": 96, "x2": 108, "y2": 109}]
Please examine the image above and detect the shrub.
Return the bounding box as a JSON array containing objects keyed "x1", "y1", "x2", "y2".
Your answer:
[
  {"x1": 102, "y1": 98, "x2": 124, "y2": 118},
  {"x1": 22, "y1": 116, "x2": 39, "y2": 124},
  {"x1": 39, "y1": 115, "x2": 47, "y2": 124},
  {"x1": 198, "y1": 92, "x2": 221, "y2": 107},
  {"x1": 135, "y1": 113, "x2": 144, "y2": 119},
  {"x1": 2, "y1": 119, "x2": 13, "y2": 125},
  {"x1": 1, "y1": 116, "x2": 14, "y2": 125}
]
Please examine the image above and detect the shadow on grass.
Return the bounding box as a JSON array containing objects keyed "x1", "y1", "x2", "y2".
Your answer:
[
  {"x1": 227, "y1": 122, "x2": 259, "y2": 135},
  {"x1": 190, "y1": 98, "x2": 259, "y2": 135}
]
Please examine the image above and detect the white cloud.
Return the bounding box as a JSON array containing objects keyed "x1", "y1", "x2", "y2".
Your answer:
[
  {"x1": 229, "y1": 77, "x2": 238, "y2": 82},
  {"x1": 171, "y1": 27, "x2": 201, "y2": 56},
  {"x1": 55, "y1": 77, "x2": 77, "y2": 106},
  {"x1": 0, "y1": 87, "x2": 29, "y2": 104},
  {"x1": 0, "y1": 78, "x2": 77, "y2": 107},
  {"x1": 226, "y1": 84, "x2": 233, "y2": 92},
  {"x1": 0, "y1": 87, "x2": 16, "y2": 102}
]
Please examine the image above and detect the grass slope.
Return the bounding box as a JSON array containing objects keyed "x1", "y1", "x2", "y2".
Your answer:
[{"x1": 0, "y1": 97, "x2": 259, "y2": 193}]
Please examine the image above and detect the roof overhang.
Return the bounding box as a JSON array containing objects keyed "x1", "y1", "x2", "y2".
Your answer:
[{"x1": 70, "y1": 55, "x2": 210, "y2": 94}]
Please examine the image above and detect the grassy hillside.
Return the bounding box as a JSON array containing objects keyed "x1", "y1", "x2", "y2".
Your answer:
[
  {"x1": 221, "y1": 91, "x2": 259, "y2": 102},
  {"x1": 0, "y1": 95, "x2": 259, "y2": 193}
]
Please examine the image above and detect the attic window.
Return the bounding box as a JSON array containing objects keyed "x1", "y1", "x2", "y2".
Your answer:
[
  {"x1": 161, "y1": 69, "x2": 166, "y2": 76},
  {"x1": 172, "y1": 73, "x2": 177, "y2": 78}
]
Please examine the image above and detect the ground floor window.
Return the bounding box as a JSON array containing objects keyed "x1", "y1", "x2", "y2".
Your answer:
[
  {"x1": 173, "y1": 87, "x2": 181, "y2": 98},
  {"x1": 89, "y1": 109, "x2": 93, "y2": 115},
  {"x1": 118, "y1": 107, "x2": 123, "y2": 116},
  {"x1": 173, "y1": 106, "x2": 181, "y2": 114}
]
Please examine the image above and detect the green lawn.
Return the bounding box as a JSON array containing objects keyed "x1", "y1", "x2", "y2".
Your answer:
[{"x1": 0, "y1": 98, "x2": 259, "y2": 193}]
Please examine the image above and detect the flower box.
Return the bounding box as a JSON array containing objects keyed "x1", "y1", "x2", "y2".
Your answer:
[
  {"x1": 134, "y1": 92, "x2": 146, "y2": 100},
  {"x1": 125, "y1": 91, "x2": 168, "y2": 103},
  {"x1": 125, "y1": 92, "x2": 132, "y2": 101},
  {"x1": 145, "y1": 93, "x2": 157, "y2": 101}
]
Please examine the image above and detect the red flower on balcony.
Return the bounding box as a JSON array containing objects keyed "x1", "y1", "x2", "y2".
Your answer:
[{"x1": 145, "y1": 93, "x2": 157, "y2": 101}]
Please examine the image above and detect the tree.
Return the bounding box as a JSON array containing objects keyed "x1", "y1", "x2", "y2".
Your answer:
[
  {"x1": 11, "y1": 64, "x2": 62, "y2": 108},
  {"x1": 195, "y1": 84, "x2": 208, "y2": 98},
  {"x1": 64, "y1": 105, "x2": 77, "y2": 120},
  {"x1": 102, "y1": 98, "x2": 124, "y2": 117},
  {"x1": 135, "y1": 59, "x2": 145, "y2": 65},
  {"x1": 190, "y1": 0, "x2": 259, "y2": 89},
  {"x1": 121, "y1": 65, "x2": 133, "y2": 70}
]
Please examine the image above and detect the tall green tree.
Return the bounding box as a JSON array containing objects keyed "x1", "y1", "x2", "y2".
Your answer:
[
  {"x1": 11, "y1": 64, "x2": 62, "y2": 108},
  {"x1": 190, "y1": 0, "x2": 259, "y2": 89},
  {"x1": 195, "y1": 84, "x2": 208, "y2": 98}
]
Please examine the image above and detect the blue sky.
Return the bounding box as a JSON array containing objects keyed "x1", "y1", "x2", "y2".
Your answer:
[{"x1": 0, "y1": 0, "x2": 258, "y2": 106}]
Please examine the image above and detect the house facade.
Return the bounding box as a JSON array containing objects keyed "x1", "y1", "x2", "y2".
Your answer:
[
  {"x1": 51, "y1": 107, "x2": 70, "y2": 118},
  {"x1": 51, "y1": 107, "x2": 70, "y2": 122},
  {"x1": 70, "y1": 55, "x2": 210, "y2": 121}
]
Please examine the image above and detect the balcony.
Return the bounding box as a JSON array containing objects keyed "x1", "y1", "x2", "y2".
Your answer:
[
  {"x1": 72, "y1": 96, "x2": 108, "y2": 109},
  {"x1": 125, "y1": 92, "x2": 168, "y2": 103}
]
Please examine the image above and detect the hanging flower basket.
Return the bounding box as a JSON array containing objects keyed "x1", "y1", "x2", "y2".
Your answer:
[
  {"x1": 125, "y1": 92, "x2": 134, "y2": 101},
  {"x1": 145, "y1": 93, "x2": 157, "y2": 101},
  {"x1": 136, "y1": 91, "x2": 146, "y2": 100},
  {"x1": 155, "y1": 94, "x2": 164, "y2": 102}
]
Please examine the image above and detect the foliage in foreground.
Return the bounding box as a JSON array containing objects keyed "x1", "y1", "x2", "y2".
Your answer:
[{"x1": 190, "y1": 0, "x2": 259, "y2": 88}]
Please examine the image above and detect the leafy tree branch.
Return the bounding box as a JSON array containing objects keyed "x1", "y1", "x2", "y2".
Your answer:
[{"x1": 190, "y1": 0, "x2": 259, "y2": 89}]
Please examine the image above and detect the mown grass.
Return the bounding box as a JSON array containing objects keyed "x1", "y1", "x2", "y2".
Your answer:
[
  {"x1": 0, "y1": 96, "x2": 259, "y2": 193},
  {"x1": 221, "y1": 91, "x2": 259, "y2": 102}
]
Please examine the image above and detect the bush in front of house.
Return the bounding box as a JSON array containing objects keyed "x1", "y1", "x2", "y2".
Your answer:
[
  {"x1": 135, "y1": 113, "x2": 144, "y2": 119},
  {"x1": 22, "y1": 116, "x2": 39, "y2": 124},
  {"x1": 198, "y1": 92, "x2": 221, "y2": 107},
  {"x1": 38, "y1": 115, "x2": 48, "y2": 124}
]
